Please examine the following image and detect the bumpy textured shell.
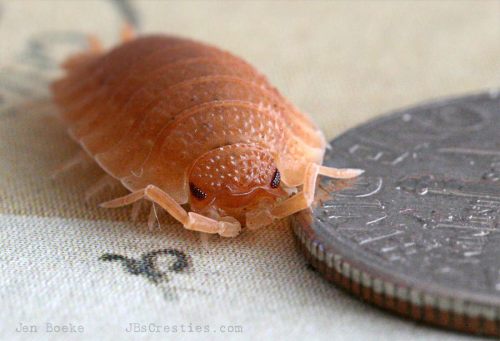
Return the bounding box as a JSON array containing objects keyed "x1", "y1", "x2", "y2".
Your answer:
[{"x1": 52, "y1": 35, "x2": 326, "y2": 204}]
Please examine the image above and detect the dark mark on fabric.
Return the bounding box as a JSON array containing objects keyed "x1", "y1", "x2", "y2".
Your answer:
[
  {"x1": 110, "y1": 0, "x2": 141, "y2": 30},
  {"x1": 99, "y1": 248, "x2": 190, "y2": 284},
  {"x1": 19, "y1": 31, "x2": 88, "y2": 71}
]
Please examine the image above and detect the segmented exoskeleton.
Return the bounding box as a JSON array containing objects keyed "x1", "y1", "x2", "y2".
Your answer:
[{"x1": 52, "y1": 29, "x2": 363, "y2": 237}]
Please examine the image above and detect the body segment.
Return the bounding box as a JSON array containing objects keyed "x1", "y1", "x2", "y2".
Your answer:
[{"x1": 52, "y1": 32, "x2": 362, "y2": 236}]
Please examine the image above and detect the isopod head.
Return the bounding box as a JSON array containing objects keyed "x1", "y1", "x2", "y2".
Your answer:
[{"x1": 187, "y1": 144, "x2": 287, "y2": 223}]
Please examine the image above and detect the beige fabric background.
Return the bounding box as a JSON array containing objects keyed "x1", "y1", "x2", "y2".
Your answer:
[{"x1": 1, "y1": 1, "x2": 499, "y2": 340}]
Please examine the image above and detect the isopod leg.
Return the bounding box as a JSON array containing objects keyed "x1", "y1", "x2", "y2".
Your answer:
[
  {"x1": 317, "y1": 165, "x2": 364, "y2": 179},
  {"x1": 87, "y1": 34, "x2": 103, "y2": 53},
  {"x1": 148, "y1": 203, "x2": 161, "y2": 230},
  {"x1": 185, "y1": 213, "x2": 241, "y2": 238},
  {"x1": 100, "y1": 185, "x2": 241, "y2": 237},
  {"x1": 246, "y1": 164, "x2": 364, "y2": 229},
  {"x1": 51, "y1": 150, "x2": 92, "y2": 179},
  {"x1": 61, "y1": 35, "x2": 102, "y2": 72},
  {"x1": 246, "y1": 163, "x2": 320, "y2": 229},
  {"x1": 84, "y1": 175, "x2": 118, "y2": 201},
  {"x1": 121, "y1": 24, "x2": 135, "y2": 42},
  {"x1": 130, "y1": 200, "x2": 143, "y2": 221}
]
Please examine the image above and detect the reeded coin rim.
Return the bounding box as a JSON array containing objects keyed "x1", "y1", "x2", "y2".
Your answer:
[
  {"x1": 292, "y1": 212, "x2": 500, "y2": 336},
  {"x1": 293, "y1": 90, "x2": 500, "y2": 337}
]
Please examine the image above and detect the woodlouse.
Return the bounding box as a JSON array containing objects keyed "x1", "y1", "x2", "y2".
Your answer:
[{"x1": 51, "y1": 29, "x2": 363, "y2": 237}]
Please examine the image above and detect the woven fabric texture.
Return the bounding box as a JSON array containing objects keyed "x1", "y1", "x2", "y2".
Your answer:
[{"x1": 1, "y1": 1, "x2": 499, "y2": 340}]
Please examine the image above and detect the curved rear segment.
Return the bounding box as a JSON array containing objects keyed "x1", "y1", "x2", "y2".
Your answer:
[
  {"x1": 51, "y1": 35, "x2": 188, "y2": 125},
  {"x1": 51, "y1": 34, "x2": 328, "y2": 206}
]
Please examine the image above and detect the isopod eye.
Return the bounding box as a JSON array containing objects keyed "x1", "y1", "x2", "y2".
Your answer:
[
  {"x1": 189, "y1": 182, "x2": 207, "y2": 200},
  {"x1": 270, "y1": 169, "x2": 281, "y2": 188}
]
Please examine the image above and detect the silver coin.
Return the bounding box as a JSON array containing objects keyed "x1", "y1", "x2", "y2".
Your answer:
[{"x1": 292, "y1": 91, "x2": 500, "y2": 336}]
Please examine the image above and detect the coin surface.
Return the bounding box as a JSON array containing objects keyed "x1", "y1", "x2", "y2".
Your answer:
[{"x1": 292, "y1": 91, "x2": 500, "y2": 336}]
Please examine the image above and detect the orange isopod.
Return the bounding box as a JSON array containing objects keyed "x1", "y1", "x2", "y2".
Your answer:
[{"x1": 51, "y1": 29, "x2": 363, "y2": 237}]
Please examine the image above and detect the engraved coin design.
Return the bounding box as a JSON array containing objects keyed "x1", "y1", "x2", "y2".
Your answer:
[{"x1": 293, "y1": 91, "x2": 500, "y2": 337}]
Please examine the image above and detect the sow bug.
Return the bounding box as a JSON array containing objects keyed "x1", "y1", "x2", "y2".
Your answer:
[{"x1": 51, "y1": 28, "x2": 363, "y2": 237}]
